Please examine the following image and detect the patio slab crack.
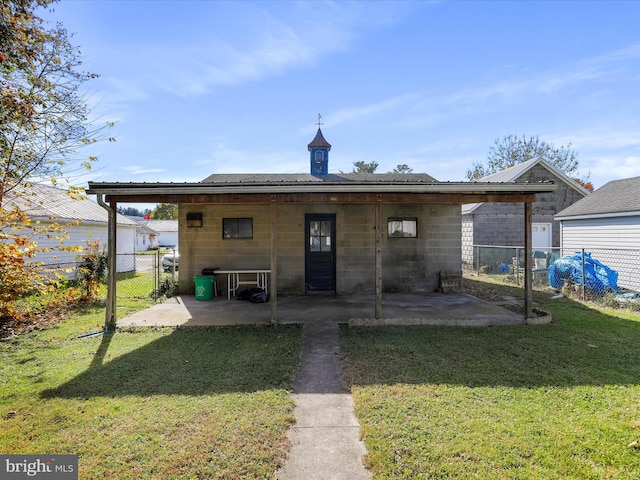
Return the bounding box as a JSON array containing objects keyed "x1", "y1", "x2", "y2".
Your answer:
[{"x1": 276, "y1": 321, "x2": 371, "y2": 480}]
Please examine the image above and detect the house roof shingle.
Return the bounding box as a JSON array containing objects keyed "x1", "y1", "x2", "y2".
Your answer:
[{"x1": 555, "y1": 176, "x2": 640, "y2": 219}]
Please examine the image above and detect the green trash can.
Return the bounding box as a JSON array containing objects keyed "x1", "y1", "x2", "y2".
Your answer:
[{"x1": 193, "y1": 275, "x2": 214, "y2": 301}]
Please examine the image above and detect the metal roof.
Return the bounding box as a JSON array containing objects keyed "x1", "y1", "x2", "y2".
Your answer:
[
  {"x1": 462, "y1": 158, "x2": 589, "y2": 214},
  {"x1": 139, "y1": 219, "x2": 178, "y2": 232},
  {"x1": 3, "y1": 183, "x2": 138, "y2": 226},
  {"x1": 556, "y1": 176, "x2": 640, "y2": 220},
  {"x1": 476, "y1": 158, "x2": 589, "y2": 195},
  {"x1": 88, "y1": 171, "x2": 556, "y2": 197},
  {"x1": 199, "y1": 172, "x2": 438, "y2": 184}
]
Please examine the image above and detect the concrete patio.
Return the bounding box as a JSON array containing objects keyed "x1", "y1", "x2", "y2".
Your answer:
[{"x1": 117, "y1": 292, "x2": 536, "y2": 327}]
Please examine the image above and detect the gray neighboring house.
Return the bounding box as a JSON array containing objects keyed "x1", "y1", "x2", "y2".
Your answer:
[
  {"x1": 462, "y1": 158, "x2": 590, "y2": 266},
  {"x1": 555, "y1": 176, "x2": 640, "y2": 293},
  {"x1": 2, "y1": 183, "x2": 138, "y2": 273}
]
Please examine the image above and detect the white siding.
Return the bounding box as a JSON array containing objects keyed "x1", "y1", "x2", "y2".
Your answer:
[
  {"x1": 32, "y1": 225, "x2": 98, "y2": 267},
  {"x1": 560, "y1": 216, "x2": 640, "y2": 250},
  {"x1": 28, "y1": 223, "x2": 137, "y2": 273},
  {"x1": 156, "y1": 231, "x2": 179, "y2": 247},
  {"x1": 135, "y1": 233, "x2": 158, "y2": 251},
  {"x1": 560, "y1": 216, "x2": 640, "y2": 292}
]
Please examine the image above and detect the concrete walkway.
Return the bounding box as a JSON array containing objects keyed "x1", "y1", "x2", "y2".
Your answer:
[{"x1": 276, "y1": 321, "x2": 371, "y2": 480}]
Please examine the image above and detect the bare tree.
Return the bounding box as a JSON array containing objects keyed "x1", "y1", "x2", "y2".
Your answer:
[{"x1": 466, "y1": 135, "x2": 581, "y2": 181}]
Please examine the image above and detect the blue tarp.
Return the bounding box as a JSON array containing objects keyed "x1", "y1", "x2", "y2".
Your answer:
[{"x1": 548, "y1": 252, "x2": 619, "y2": 293}]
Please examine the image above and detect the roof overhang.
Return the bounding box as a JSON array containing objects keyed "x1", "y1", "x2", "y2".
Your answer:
[{"x1": 87, "y1": 181, "x2": 557, "y2": 199}]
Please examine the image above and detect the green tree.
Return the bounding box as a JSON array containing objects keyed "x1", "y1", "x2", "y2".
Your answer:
[
  {"x1": 117, "y1": 206, "x2": 151, "y2": 217},
  {"x1": 390, "y1": 164, "x2": 413, "y2": 174},
  {"x1": 1, "y1": 0, "x2": 111, "y2": 318},
  {"x1": 466, "y1": 135, "x2": 582, "y2": 181},
  {"x1": 351, "y1": 161, "x2": 379, "y2": 173},
  {"x1": 151, "y1": 203, "x2": 178, "y2": 220}
]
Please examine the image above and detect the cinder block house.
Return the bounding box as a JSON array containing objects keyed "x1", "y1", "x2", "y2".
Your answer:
[
  {"x1": 88, "y1": 128, "x2": 556, "y2": 325},
  {"x1": 461, "y1": 158, "x2": 590, "y2": 267}
]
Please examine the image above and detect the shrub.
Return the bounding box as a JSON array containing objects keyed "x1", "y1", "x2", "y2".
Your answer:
[{"x1": 76, "y1": 240, "x2": 107, "y2": 299}]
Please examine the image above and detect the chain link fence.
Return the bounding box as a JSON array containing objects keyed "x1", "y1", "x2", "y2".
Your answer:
[
  {"x1": 41, "y1": 248, "x2": 179, "y2": 302},
  {"x1": 465, "y1": 245, "x2": 640, "y2": 310},
  {"x1": 115, "y1": 249, "x2": 179, "y2": 301}
]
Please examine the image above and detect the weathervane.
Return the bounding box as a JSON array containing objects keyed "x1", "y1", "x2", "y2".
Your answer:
[{"x1": 315, "y1": 113, "x2": 324, "y2": 128}]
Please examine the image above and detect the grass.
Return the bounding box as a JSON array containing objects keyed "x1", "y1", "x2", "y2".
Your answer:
[
  {"x1": 341, "y1": 278, "x2": 640, "y2": 479},
  {"x1": 1, "y1": 307, "x2": 302, "y2": 479}
]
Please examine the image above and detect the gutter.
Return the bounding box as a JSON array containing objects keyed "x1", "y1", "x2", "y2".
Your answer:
[{"x1": 556, "y1": 210, "x2": 640, "y2": 221}]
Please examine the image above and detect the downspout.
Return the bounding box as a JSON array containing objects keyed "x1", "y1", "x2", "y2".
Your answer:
[{"x1": 96, "y1": 193, "x2": 117, "y2": 331}]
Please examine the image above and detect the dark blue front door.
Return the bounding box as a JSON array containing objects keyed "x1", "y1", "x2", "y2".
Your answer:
[{"x1": 305, "y1": 214, "x2": 336, "y2": 292}]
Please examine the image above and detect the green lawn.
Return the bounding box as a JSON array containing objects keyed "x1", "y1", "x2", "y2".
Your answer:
[
  {"x1": 341, "y1": 280, "x2": 640, "y2": 479},
  {"x1": 0, "y1": 308, "x2": 301, "y2": 479}
]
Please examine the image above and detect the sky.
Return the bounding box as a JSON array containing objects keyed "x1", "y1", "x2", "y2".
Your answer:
[{"x1": 44, "y1": 0, "x2": 640, "y2": 195}]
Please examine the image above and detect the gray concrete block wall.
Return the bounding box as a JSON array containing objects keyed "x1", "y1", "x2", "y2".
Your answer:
[
  {"x1": 461, "y1": 215, "x2": 474, "y2": 266},
  {"x1": 382, "y1": 204, "x2": 461, "y2": 292},
  {"x1": 179, "y1": 202, "x2": 461, "y2": 295},
  {"x1": 461, "y1": 164, "x2": 589, "y2": 253}
]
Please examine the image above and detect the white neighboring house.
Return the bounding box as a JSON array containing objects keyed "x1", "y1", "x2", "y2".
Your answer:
[
  {"x1": 138, "y1": 219, "x2": 178, "y2": 247},
  {"x1": 134, "y1": 223, "x2": 159, "y2": 251},
  {"x1": 555, "y1": 176, "x2": 640, "y2": 293},
  {"x1": 2, "y1": 184, "x2": 138, "y2": 274},
  {"x1": 126, "y1": 216, "x2": 159, "y2": 251}
]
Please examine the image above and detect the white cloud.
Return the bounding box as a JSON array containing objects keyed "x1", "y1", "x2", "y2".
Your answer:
[
  {"x1": 328, "y1": 93, "x2": 422, "y2": 128},
  {"x1": 549, "y1": 130, "x2": 640, "y2": 152},
  {"x1": 122, "y1": 167, "x2": 167, "y2": 176},
  {"x1": 587, "y1": 155, "x2": 640, "y2": 185}
]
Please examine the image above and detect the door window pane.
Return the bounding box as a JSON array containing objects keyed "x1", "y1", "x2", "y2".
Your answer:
[{"x1": 310, "y1": 220, "x2": 332, "y2": 251}]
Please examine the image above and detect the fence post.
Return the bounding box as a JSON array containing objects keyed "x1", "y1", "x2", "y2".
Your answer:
[
  {"x1": 154, "y1": 250, "x2": 159, "y2": 300},
  {"x1": 171, "y1": 247, "x2": 176, "y2": 288},
  {"x1": 581, "y1": 248, "x2": 586, "y2": 301}
]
